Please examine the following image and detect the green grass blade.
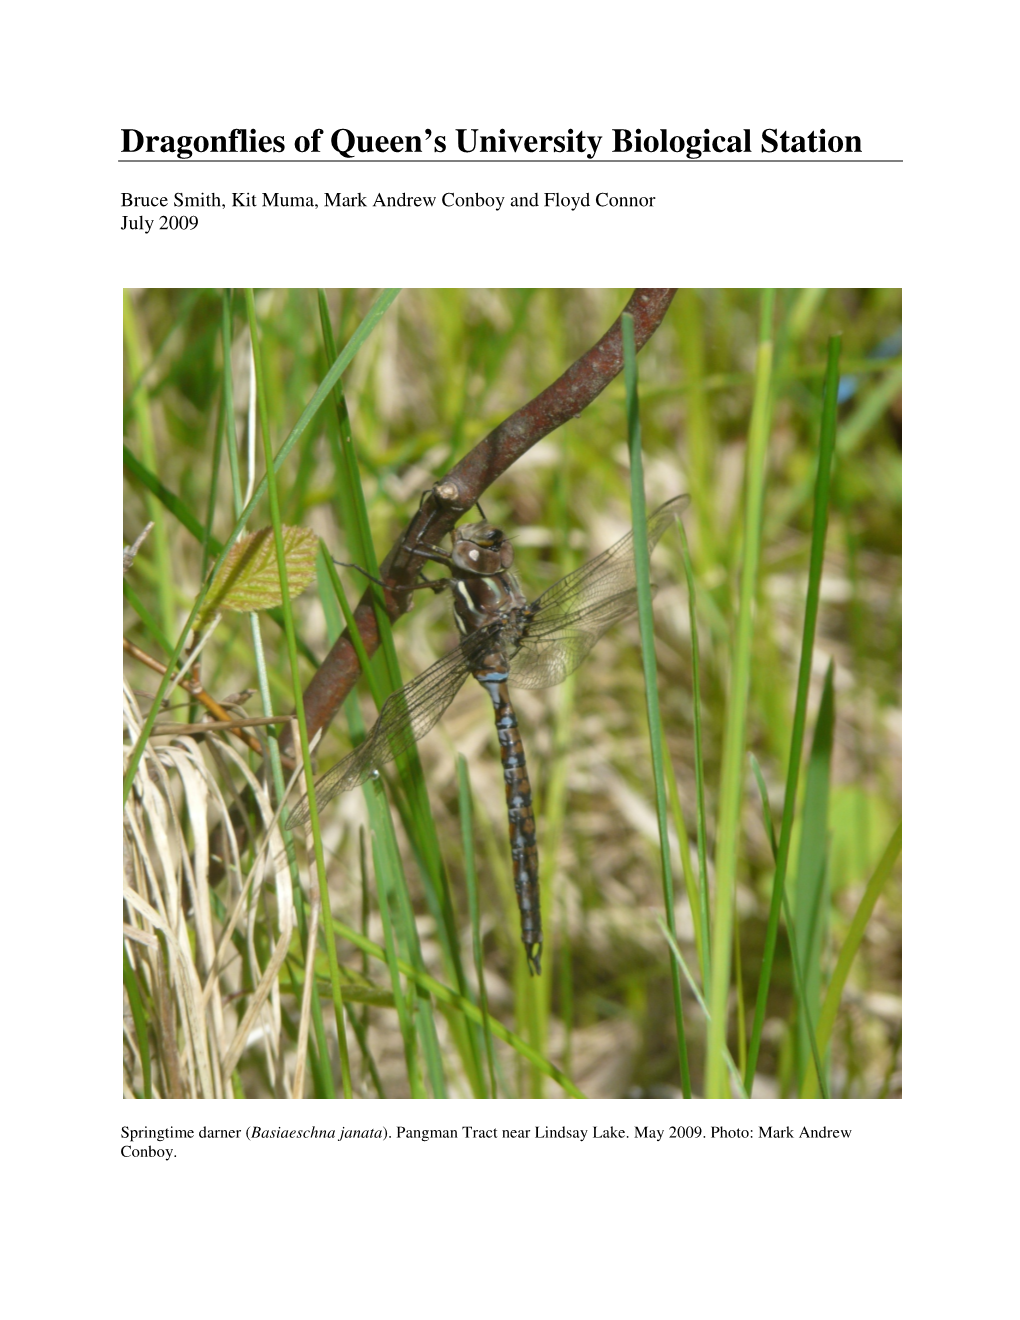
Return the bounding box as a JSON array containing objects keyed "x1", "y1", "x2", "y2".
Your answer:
[
  {"x1": 123, "y1": 445, "x2": 208, "y2": 542},
  {"x1": 706, "y1": 290, "x2": 775, "y2": 1098},
  {"x1": 244, "y1": 289, "x2": 354, "y2": 1099},
  {"x1": 220, "y1": 290, "x2": 245, "y2": 516},
  {"x1": 124, "y1": 292, "x2": 176, "y2": 648},
  {"x1": 749, "y1": 754, "x2": 779, "y2": 856},
  {"x1": 320, "y1": 548, "x2": 469, "y2": 1099},
  {"x1": 324, "y1": 911, "x2": 585, "y2": 1098},
  {"x1": 123, "y1": 579, "x2": 173, "y2": 658},
  {"x1": 743, "y1": 333, "x2": 841, "y2": 1092},
  {"x1": 802, "y1": 820, "x2": 902, "y2": 1097},
  {"x1": 661, "y1": 725, "x2": 704, "y2": 973},
  {"x1": 674, "y1": 290, "x2": 717, "y2": 566},
  {"x1": 374, "y1": 786, "x2": 448, "y2": 1098},
  {"x1": 316, "y1": 298, "x2": 482, "y2": 1092},
  {"x1": 622, "y1": 311, "x2": 691, "y2": 1099},
  {"x1": 344, "y1": 1002, "x2": 387, "y2": 1099},
  {"x1": 221, "y1": 297, "x2": 332, "y2": 1101},
  {"x1": 367, "y1": 787, "x2": 425, "y2": 1096},
  {"x1": 748, "y1": 754, "x2": 830, "y2": 1099},
  {"x1": 793, "y1": 661, "x2": 835, "y2": 1090},
  {"x1": 458, "y1": 756, "x2": 498, "y2": 1098},
  {"x1": 657, "y1": 919, "x2": 748, "y2": 1099},
  {"x1": 677, "y1": 515, "x2": 711, "y2": 985},
  {"x1": 315, "y1": 526, "x2": 449, "y2": 1093},
  {"x1": 783, "y1": 885, "x2": 830, "y2": 1100},
  {"x1": 376, "y1": 798, "x2": 448, "y2": 1099}
]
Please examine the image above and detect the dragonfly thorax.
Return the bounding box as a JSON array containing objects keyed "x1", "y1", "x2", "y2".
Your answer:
[
  {"x1": 450, "y1": 567, "x2": 527, "y2": 639},
  {"x1": 448, "y1": 520, "x2": 525, "y2": 635}
]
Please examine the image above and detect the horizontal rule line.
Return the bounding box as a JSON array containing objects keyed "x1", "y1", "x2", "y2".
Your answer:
[{"x1": 118, "y1": 158, "x2": 904, "y2": 164}]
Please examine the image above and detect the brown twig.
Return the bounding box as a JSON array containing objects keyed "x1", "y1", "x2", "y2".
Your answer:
[
  {"x1": 150, "y1": 716, "x2": 294, "y2": 737},
  {"x1": 283, "y1": 287, "x2": 676, "y2": 753},
  {"x1": 124, "y1": 637, "x2": 297, "y2": 768}
]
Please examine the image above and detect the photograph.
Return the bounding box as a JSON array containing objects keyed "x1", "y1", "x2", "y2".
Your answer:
[{"x1": 123, "y1": 287, "x2": 902, "y2": 1100}]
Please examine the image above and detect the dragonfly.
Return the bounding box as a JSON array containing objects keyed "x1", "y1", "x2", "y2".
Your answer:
[{"x1": 287, "y1": 493, "x2": 689, "y2": 975}]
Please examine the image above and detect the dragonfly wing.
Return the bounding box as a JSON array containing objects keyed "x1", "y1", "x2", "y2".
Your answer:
[
  {"x1": 286, "y1": 629, "x2": 489, "y2": 829},
  {"x1": 509, "y1": 586, "x2": 657, "y2": 688},
  {"x1": 523, "y1": 495, "x2": 688, "y2": 624},
  {"x1": 509, "y1": 495, "x2": 686, "y2": 689}
]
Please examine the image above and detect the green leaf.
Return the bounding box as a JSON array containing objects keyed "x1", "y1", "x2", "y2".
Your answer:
[
  {"x1": 197, "y1": 526, "x2": 317, "y2": 629},
  {"x1": 793, "y1": 660, "x2": 835, "y2": 1090},
  {"x1": 801, "y1": 819, "x2": 902, "y2": 1098}
]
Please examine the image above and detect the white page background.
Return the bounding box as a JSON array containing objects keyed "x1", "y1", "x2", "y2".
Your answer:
[{"x1": 7, "y1": 2, "x2": 1014, "y2": 1312}]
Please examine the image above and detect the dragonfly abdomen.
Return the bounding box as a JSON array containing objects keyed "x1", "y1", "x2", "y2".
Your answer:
[
  {"x1": 475, "y1": 662, "x2": 542, "y2": 975},
  {"x1": 288, "y1": 495, "x2": 688, "y2": 971}
]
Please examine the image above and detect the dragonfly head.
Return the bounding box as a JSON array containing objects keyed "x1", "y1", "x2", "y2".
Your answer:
[{"x1": 450, "y1": 520, "x2": 515, "y2": 574}]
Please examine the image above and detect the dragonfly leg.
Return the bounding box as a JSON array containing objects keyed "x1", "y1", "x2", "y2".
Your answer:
[
  {"x1": 333, "y1": 559, "x2": 447, "y2": 594},
  {"x1": 399, "y1": 541, "x2": 454, "y2": 569}
]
